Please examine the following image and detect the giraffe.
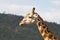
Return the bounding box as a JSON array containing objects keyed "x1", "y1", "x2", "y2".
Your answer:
[{"x1": 19, "y1": 7, "x2": 60, "y2": 40}]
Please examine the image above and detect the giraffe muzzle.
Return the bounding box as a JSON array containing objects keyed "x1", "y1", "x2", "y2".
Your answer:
[
  {"x1": 19, "y1": 23, "x2": 24, "y2": 26},
  {"x1": 19, "y1": 21, "x2": 25, "y2": 26}
]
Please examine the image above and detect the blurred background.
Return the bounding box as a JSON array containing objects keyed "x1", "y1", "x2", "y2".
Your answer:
[{"x1": 0, "y1": 0, "x2": 60, "y2": 40}]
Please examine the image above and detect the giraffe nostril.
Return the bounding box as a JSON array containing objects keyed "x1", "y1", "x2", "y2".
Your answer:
[
  {"x1": 20, "y1": 24, "x2": 24, "y2": 26},
  {"x1": 19, "y1": 22, "x2": 24, "y2": 26},
  {"x1": 19, "y1": 23, "x2": 24, "y2": 26}
]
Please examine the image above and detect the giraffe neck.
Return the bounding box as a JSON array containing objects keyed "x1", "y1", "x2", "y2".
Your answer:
[{"x1": 36, "y1": 19, "x2": 59, "y2": 40}]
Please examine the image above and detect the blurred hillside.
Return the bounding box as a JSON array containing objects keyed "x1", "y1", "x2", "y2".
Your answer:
[{"x1": 0, "y1": 13, "x2": 60, "y2": 40}]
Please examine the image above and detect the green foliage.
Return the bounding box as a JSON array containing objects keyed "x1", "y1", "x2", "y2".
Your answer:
[{"x1": 0, "y1": 13, "x2": 60, "y2": 40}]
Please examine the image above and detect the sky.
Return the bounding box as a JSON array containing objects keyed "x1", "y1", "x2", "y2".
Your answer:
[{"x1": 0, "y1": 0, "x2": 60, "y2": 24}]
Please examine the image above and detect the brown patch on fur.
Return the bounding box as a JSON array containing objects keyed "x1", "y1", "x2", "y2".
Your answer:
[
  {"x1": 54, "y1": 36, "x2": 58, "y2": 40},
  {"x1": 42, "y1": 25, "x2": 46, "y2": 29},
  {"x1": 48, "y1": 34, "x2": 53, "y2": 39},
  {"x1": 38, "y1": 18, "x2": 40, "y2": 21},
  {"x1": 46, "y1": 28, "x2": 51, "y2": 33},
  {"x1": 41, "y1": 29, "x2": 44, "y2": 33},
  {"x1": 44, "y1": 28, "x2": 50, "y2": 34},
  {"x1": 38, "y1": 22, "x2": 41, "y2": 26},
  {"x1": 43, "y1": 33, "x2": 47, "y2": 38},
  {"x1": 45, "y1": 29, "x2": 48, "y2": 34}
]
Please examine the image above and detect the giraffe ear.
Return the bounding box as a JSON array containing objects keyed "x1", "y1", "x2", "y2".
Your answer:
[{"x1": 32, "y1": 7, "x2": 35, "y2": 14}]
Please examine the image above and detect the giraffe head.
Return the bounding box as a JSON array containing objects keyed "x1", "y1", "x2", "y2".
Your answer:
[{"x1": 19, "y1": 7, "x2": 43, "y2": 26}]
